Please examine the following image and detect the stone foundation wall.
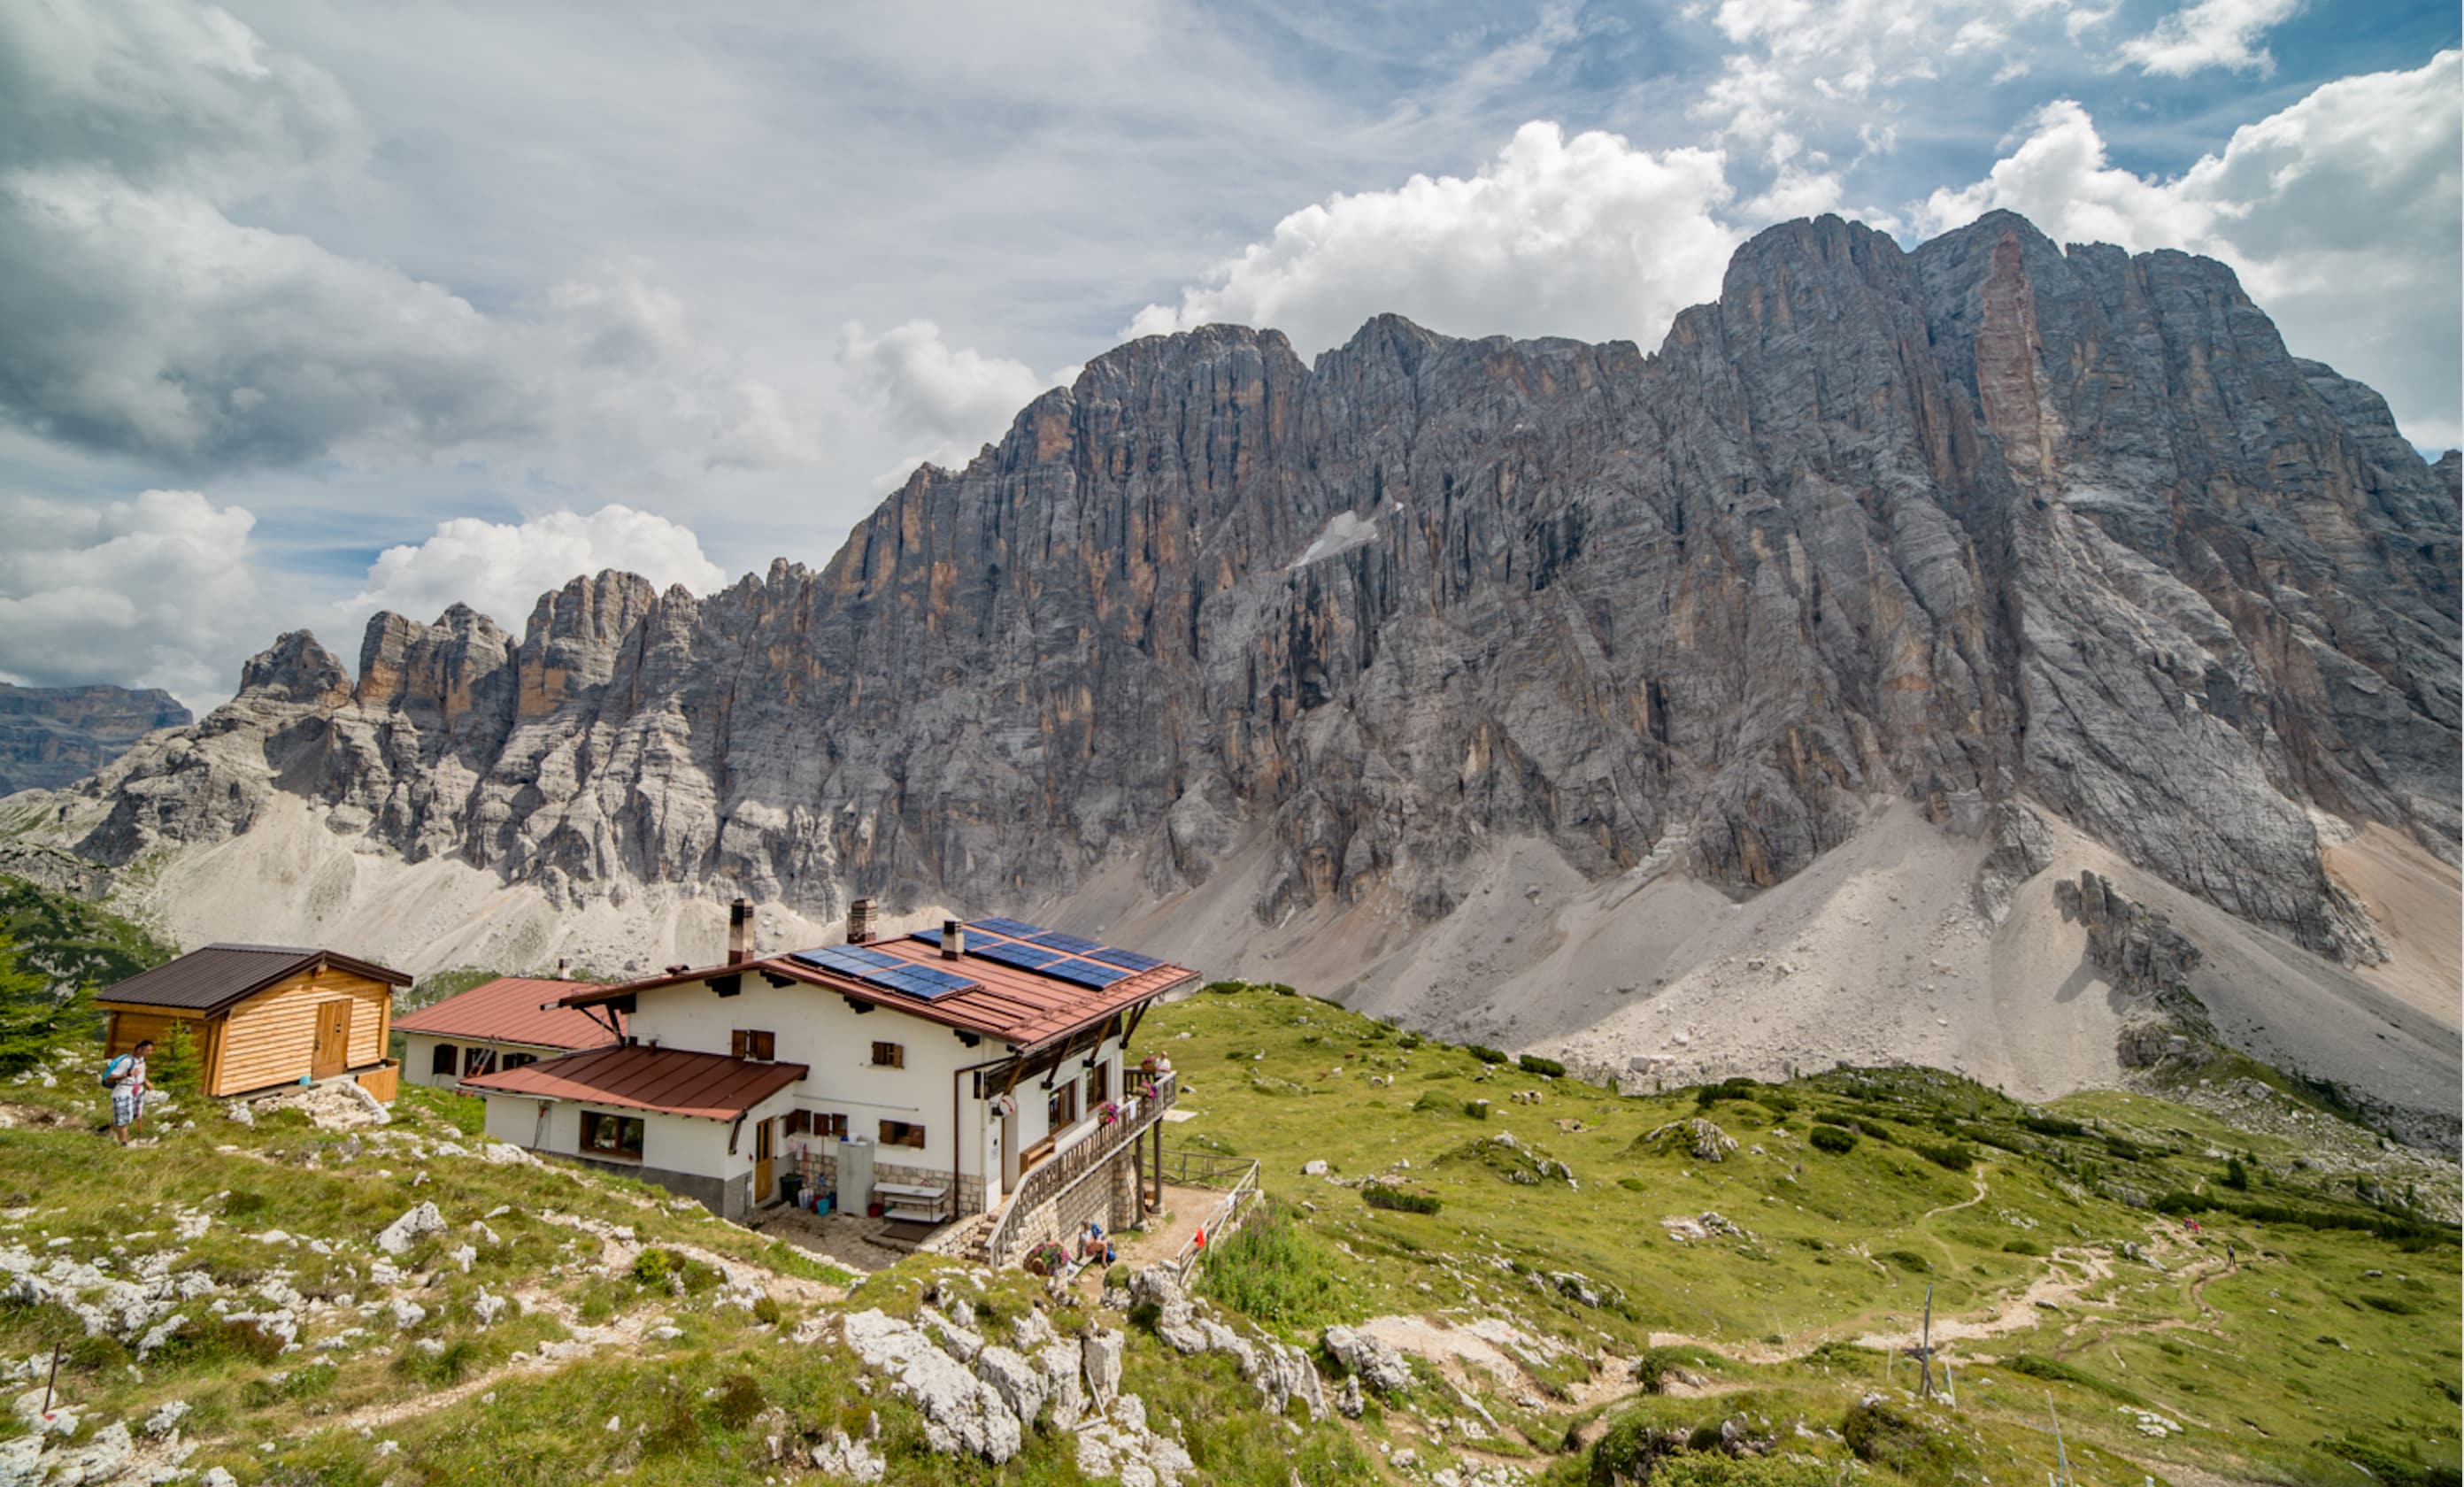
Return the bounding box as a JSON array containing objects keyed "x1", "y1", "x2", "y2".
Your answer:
[
  {"x1": 559, "y1": 1154, "x2": 749, "y2": 1221},
  {"x1": 788, "y1": 1151, "x2": 982, "y2": 1217}
]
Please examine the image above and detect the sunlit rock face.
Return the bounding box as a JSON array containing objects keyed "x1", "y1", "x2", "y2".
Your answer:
[{"x1": 39, "y1": 211, "x2": 2460, "y2": 967}]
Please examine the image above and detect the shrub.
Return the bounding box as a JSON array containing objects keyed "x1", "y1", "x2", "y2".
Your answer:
[
  {"x1": 2152, "y1": 1191, "x2": 2207, "y2": 1215},
  {"x1": 1193, "y1": 1200, "x2": 1344, "y2": 1329},
  {"x1": 1362, "y1": 1185, "x2": 1442, "y2": 1215},
  {"x1": 1464, "y1": 1100, "x2": 1490, "y2": 1121},
  {"x1": 751, "y1": 1295, "x2": 782, "y2": 1327},
  {"x1": 2021, "y1": 1114, "x2": 2086, "y2": 1138},
  {"x1": 2002, "y1": 1353, "x2": 2138, "y2": 1400},
  {"x1": 1517, "y1": 1053, "x2": 1567, "y2": 1078},
  {"x1": 2001, "y1": 1237, "x2": 2046, "y2": 1256},
  {"x1": 243, "y1": 1361, "x2": 337, "y2": 1406},
  {"x1": 1881, "y1": 1249, "x2": 1932, "y2": 1275},
  {"x1": 396, "y1": 1338, "x2": 482, "y2": 1387},
  {"x1": 1398, "y1": 1033, "x2": 1424, "y2": 1049},
  {"x1": 1411, "y1": 1090, "x2": 1458, "y2": 1114},
  {"x1": 2323, "y1": 1434, "x2": 2464, "y2": 1487},
  {"x1": 1467, "y1": 1044, "x2": 1508, "y2": 1065},
  {"x1": 1631, "y1": 1344, "x2": 1718, "y2": 1395},
  {"x1": 713, "y1": 1373, "x2": 766, "y2": 1429},
  {"x1": 1913, "y1": 1141, "x2": 1973, "y2": 1172},
  {"x1": 1852, "y1": 1118, "x2": 1896, "y2": 1144},
  {"x1": 632, "y1": 1248, "x2": 677, "y2": 1287},
  {"x1": 2222, "y1": 1156, "x2": 2250, "y2": 1190},
  {"x1": 2362, "y1": 1294, "x2": 2420, "y2": 1315},
  {"x1": 1842, "y1": 1398, "x2": 1974, "y2": 1477},
  {"x1": 1618, "y1": 1176, "x2": 1648, "y2": 1193},
  {"x1": 1807, "y1": 1124, "x2": 1858, "y2": 1155}
]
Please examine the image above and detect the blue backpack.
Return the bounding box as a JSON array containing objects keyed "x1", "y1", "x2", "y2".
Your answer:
[{"x1": 98, "y1": 1054, "x2": 132, "y2": 1089}]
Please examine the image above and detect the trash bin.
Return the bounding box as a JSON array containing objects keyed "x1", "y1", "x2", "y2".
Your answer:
[{"x1": 780, "y1": 1173, "x2": 804, "y2": 1209}]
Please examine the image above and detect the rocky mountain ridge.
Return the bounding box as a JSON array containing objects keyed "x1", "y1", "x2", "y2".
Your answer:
[
  {"x1": 6, "y1": 209, "x2": 2457, "y2": 1136},
  {"x1": 0, "y1": 682, "x2": 189, "y2": 797}
]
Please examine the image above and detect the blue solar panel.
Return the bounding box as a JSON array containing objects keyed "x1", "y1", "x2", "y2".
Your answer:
[
  {"x1": 909, "y1": 928, "x2": 943, "y2": 948},
  {"x1": 867, "y1": 964, "x2": 975, "y2": 1001},
  {"x1": 974, "y1": 939, "x2": 1064, "y2": 971},
  {"x1": 1087, "y1": 945, "x2": 1165, "y2": 973},
  {"x1": 1041, "y1": 957, "x2": 1130, "y2": 990},
  {"x1": 789, "y1": 944, "x2": 901, "y2": 975},
  {"x1": 973, "y1": 917, "x2": 1049, "y2": 939},
  {"x1": 1028, "y1": 930, "x2": 1104, "y2": 955}
]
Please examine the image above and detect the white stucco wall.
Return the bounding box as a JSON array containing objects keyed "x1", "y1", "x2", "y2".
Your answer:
[
  {"x1": 620, "y1": 970, "x2": 1130, "y2": 1193},
  {"x1": 480, "y1": 1086, "x2": 789, "y2": 1184},
  {"x1": 403, "y1": 1034, "x2": 567, "y2": 1090}
]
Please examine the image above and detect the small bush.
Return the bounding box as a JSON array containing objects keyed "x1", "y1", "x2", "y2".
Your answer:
[
  {"x1": 1467, "y1": 1044, "x2": 1508, "y2": 1065},
  {"x1": 1844, "y1": 1398, "x2": 1974, "y2": 1478},
  {"x1": 2323, "y1": 1434, "x2": 2464, "y2": 1487},
  {"x1": 1362, "y1": 1185, "x2": 1442, "y2": 1215},
  {"x1": 2222, "y1": 1156, "x2": 2250, "y2": 1190},
  {"x1": 2001, "y1": 1353, "x2": 2144, "y2": 1406},
  {"x1": 396, "y1": 1338, "x2": 482, "y2": 1387},
  {"x1": 751, "y1": 1295, "x2": 782, "y2": 1327},
  {"x1": 243, "y1": 1361, "x2": 337, "y2": 1406},
  {"x1": 1881, "y1": 1249, "x2": 1932, "y2": 1275},
  {"x1": 1464, "y1": 1100, "x2": 1490, "y2": 1121},
  {"x1": 2021, "y1": 1114, "x2": 2087, "y2": 1138},
  {"x1": 2152, "y1": 1191, "x2": 2208, "y2": 1215},
  {"x1": 2001, "y1": 1237, "x2": 2046, "y2": 1256},
  {"x1": 1852, "y1": 1118, "x2": 1896, "y2": 1144},
  {"x1": 2362, "y1": 1294, "x2": 2421, "y2": 1315},
  {"x1": 1517, "y1": 1053, "x2": 1567, "y2": 1078},
  {"x1": 1913, "y1": 1141, "x2": 1973, "y2": 1172},
  {"x1": 1808, "y1": 1124, "x2": 1858, "y2": 1155},
  {"x1": 1618, "y1": 1176, "x2": 1648, "y2": 1193},
  {"x1": 1631, "y1": 1344, "x2": 1718, "y2": 1394},
  {"x1": 1398, "y1": 1033, "x2": 1423, "y2": 1049},
  {"x1": 632, "y1": 1248, "x2": 677, "y2": 1287},
  {"x1": 713, "y1": 1373, "x2": 766, "y2": 1429}
]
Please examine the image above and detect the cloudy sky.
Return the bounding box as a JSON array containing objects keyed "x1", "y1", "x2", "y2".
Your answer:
[{"x1": 2, "y1": 0, "x2": 2457, "y2": 712}]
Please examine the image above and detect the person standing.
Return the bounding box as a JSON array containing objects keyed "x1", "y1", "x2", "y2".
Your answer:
[{"x1": 104, "y1": 1038, "x2": 151, "y2": 1145}]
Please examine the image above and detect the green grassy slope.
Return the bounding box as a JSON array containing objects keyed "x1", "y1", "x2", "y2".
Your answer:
[{"x1": 0, "y1": 981, "x2": 2452, "y2": 1487}]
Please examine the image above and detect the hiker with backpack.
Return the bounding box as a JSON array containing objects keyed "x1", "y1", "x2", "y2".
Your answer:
[{"x1": 103, "y1": 1039, "x2": 151, "y2": 1145}]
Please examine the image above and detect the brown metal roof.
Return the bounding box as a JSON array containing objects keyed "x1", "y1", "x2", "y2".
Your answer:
[
  {"x1": 563, "y1": 933, "x2": 1195, "y2": 1051},
  {"x1": 96, "y1": 943, "x2": 412, "y2": 1013},
  {"x1": 458, "y1": 1044, "x2": 808, "y2": 1120},
  {"x1": 393, "y1": 977, "x2": 621, "y2": 1051}
]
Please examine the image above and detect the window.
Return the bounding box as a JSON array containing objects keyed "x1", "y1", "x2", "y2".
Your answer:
[
  {"x1": 504, "y1": 1052, "x2": 536, "y2": 1071},
  {"x1": 731, "y1": 1029, "x2": 776, "y2": 1061},
  {"x1": 870, "y1": 1041, "x2": 905, "y2": 1069},
  {"x1": 1084, "y1": 1060, "x2": 1109, "y2": 1107},
  {"x1": 581, "y1": 1111, "x2": 645, "y2": 1160},
  {"x1": 820, "y1": 1113, "x2": 849, "y2": 1138},
  {"x1": 429, "y1": 1043, "x2": 458, "y2": 1076},
  {"x1": 1047, "y1": 1082, "x2": 1078, "y2": 1131},
  {"x1": 784, "y1": 1109, "x2": 812, "y2": 1136},
  {"x1": 462, "y1": 1046, "x2": 497, "y2": 1076},
  {"x1": 879, "y1": 1120, "x2": 927, "y2": 1149}
]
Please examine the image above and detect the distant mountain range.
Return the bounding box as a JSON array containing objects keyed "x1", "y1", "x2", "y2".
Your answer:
[
  {"x1": 0, "y1": 682, "x2": 189, "y2": 797},
  {"x1": 7, "y1": 210, "x2": 2456, "y2": 1147}
]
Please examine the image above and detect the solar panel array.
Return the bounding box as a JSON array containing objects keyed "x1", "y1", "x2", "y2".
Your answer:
[
  {"x1": 788, "y1": 944, "x2": 976, "y2": 1002},
  {"x1": 919, "y1": 918, "x2": 1174, "y2": 990}
]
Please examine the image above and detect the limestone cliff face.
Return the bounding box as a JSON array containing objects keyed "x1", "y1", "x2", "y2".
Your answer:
[
  {"x1": 33, "y1": 212, "x2": 2460, "y2": 965},
  {"x1": 0, "y1": 684, "x2": 190, "y2": 797}
]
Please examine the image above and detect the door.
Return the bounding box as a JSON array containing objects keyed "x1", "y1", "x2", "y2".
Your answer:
[
  {"x1": 754, "y1": 1117, "x2": 776, "y2": 1205},
  {"x1": 311, "y1": 999, "x2": 352, "y2": 1080},
  {"x1": 1000, "y1": 1098, "x2": 1020, "y2": 1192}
]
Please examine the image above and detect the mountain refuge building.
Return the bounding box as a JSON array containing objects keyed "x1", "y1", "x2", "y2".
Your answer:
[
  {"x1": 461, "y1": 901, "x2": 1195, "y2": 1258},
  {"x1": 394, "y1": 976, "x2": 622, "y2": 1090},
  {"x1": 95, "y1": 943, "x2": 411, "y2": 1101}
]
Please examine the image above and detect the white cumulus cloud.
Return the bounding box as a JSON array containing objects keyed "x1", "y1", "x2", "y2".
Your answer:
[
  {"x1": 0, "y1": 488, "x2": 277, "y2": 710},
  {"x1": 1128, "y1": 121, "x2": 1741, "y2": 358},
  {"x1": 350, "y1": 505, "x2": 731, "y2": 633},
  {"x1": 1921, "y1": 50, "x2": 2462, "y2": 449},
  {"x1": 2119, "y1": 0, "x2": 2302, "y2": 77}
]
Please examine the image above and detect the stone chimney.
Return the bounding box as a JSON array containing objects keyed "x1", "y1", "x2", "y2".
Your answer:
[
  {"x1": 941, "y1": 919, "x2": 965, "y2": 960},
  {"x1": 847, "y1": 897, "x2": 876, "y2": 944},
  {"x1": 727, "y1": 898, "x2": 754, "y2": 966}
]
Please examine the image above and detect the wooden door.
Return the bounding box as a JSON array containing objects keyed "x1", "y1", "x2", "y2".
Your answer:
[
  {"x1": 311, "y1": 999, "x2": 352, "y2": 1080},
  {"x1": 754, "y1": 1117, "x2": 776, "y2": 1204}
]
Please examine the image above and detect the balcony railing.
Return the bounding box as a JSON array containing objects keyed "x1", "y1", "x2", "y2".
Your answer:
[{"x1": 986, "y1": 1069, "x2": 1176, "y2": 1267}]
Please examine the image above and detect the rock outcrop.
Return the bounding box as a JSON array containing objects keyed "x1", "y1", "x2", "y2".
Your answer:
[
  {"x1": 0, "y1": 683, "x2": 189, "y2": 797},
  {"x1": 19, "y1": 210, "x2": 2459, "y2": 988}
]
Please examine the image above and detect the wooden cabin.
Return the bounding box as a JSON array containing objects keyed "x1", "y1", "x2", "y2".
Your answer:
[{"x1": 96, "y1": 943, "x2": 412, "y2": 1100}]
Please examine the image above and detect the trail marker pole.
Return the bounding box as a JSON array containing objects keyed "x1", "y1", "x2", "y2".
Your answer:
[
  {"x1": 1916, "y1": 1284, "x2": 1937, "y2": 1398},
  {"x1": 2048, "y1": 1393, "x2": 2073, "y2": 1487},
  {"x1": 41, "y1": 1342, "x2": 63, "y2": 1416}
]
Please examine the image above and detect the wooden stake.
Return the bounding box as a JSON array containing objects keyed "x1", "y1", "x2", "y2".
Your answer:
[{"x1": 41, "y1": 1342, "x2": 62, "y2": 1416}]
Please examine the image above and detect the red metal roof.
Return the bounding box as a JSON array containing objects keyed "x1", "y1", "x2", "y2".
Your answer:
[
  {"x1": 98, "y1": 943, "x2": 411, "y2": 1013},
  {"x1": 564, "y1": 935, "x2": 1196, "y2": 1050},
  {"x1": 459, "y1": 1044, "x2": 807, "y2": 1120},
  {"x1": 393, "y1": 977, "x2": 621, "y2": 1051}
]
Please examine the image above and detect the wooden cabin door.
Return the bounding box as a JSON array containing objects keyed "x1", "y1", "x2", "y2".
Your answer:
[
  {"x1": 311, "y1": 999, "x2": 352, "y2": 1080},
  {"x1": 753, "y1": 1118, "x2": 776, "y2": 1204}
]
